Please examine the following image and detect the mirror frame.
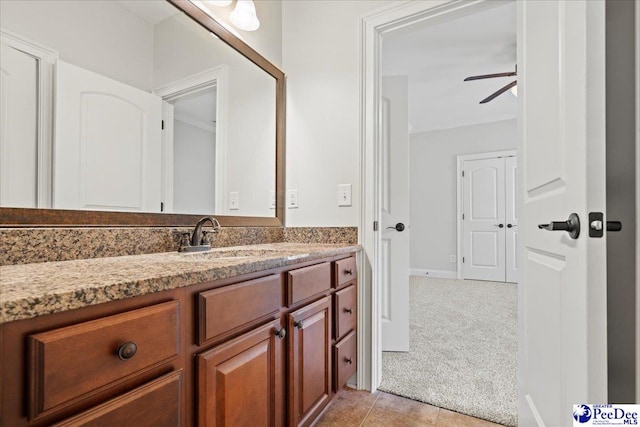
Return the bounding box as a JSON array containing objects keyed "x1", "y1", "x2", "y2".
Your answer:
[{"x1": 0, "y1": 0, "x2": 285, "y2": 228}]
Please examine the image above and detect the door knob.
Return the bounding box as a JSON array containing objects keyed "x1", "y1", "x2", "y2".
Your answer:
[
  {"x1": 538, "y1": 212, "x2": 580, "y2": 239},
  {"x1": 386, "y1": 223, "x2": 405, "y2": 232},
  {"x1": 493, "y1": 224, "x2": 505, "y2": 228},
  {"x1": 507, "y1": 224, "x2": 516, "y2": 228}
]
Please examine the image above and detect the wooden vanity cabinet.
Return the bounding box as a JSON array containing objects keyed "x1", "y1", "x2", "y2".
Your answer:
[
  {"x1": 196, "y1": 319, "x2": 285, "y2": 427},
  {"x1": 287, "y1": 296, "x2": 332, "y2": 427},
  {"x1": 332, "y1": 262, "x2": 358, "y2": 392},
  {"x1": 1, "y1": 252, "x2": 358, "y2": 427},
  {"x1": 0, "y1": 289, "x2": 185, "y2": 427},
  {"x1": 51, "y1": 370, "x2": 183, "y2": 427}
]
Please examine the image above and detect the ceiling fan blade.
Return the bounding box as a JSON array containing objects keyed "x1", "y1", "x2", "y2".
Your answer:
[
  {"x1": 464, "y1": 71, "x2": 517, "y2": 81},
  {"x1": 479, "y1": 80, "x2": 517, "y2": 104}
]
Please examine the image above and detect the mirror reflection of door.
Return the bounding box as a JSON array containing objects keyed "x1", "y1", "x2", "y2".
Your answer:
[
  {"x1": 168, "y1": 87, "x2": 217, "y2": 215},
  {"x1": 0, "y1": 42, "x2": 38, "y2": 208}
]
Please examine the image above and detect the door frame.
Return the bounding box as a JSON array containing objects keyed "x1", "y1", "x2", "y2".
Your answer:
[
  {"x1": 0, "y1": 29, "x2": 57, "y2": 208},
  {"x1": 154, "y1": 66, "x2": 227, "y2": 214},
  {"x1": 636, "y1": 0, "x2": 640, "y2": 403},
  {"x1": 358, "y1": 0, "x2": 511, "y2": 391},
  {"x1": 456, "y1": 149, "x2": 516, "y2": 280}
]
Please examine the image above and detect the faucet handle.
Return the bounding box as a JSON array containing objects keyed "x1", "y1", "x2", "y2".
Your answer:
[
  {"x1": 211, "y1": 217, "x2": 222, "y2": 233},
  {"x1": 180, "y1": 233, "x2": 191, "y2": 247},
  {"x1": 201, "y1": 231, "x2": 211, "y2": 245}
]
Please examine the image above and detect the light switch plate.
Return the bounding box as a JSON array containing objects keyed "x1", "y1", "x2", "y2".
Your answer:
[
  {"x1": 269, "y1": 191, "x2": 276, "y2": 209},
  {"x1": 229, "y1": 192, "x2": 239, "y2": 210},
  {"x1": 338, "y1": 184, "x2": 352, "y2": 207},
  {"x1": 288, "y1": 189, "x2": 298, "y2": 208}
]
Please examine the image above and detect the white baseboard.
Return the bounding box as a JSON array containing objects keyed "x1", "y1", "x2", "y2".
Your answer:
[{"x1": 410, "y1": 269, "x2": 457, "y2": 279}]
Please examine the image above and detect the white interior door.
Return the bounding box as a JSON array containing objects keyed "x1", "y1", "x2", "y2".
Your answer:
[
  {"x1": 505, "y1": 156, "x2": 519, "y2": 283},
  {"x1": 519, "y1": 1, "x2": 607, "y2": 426},
  {"x1": 462, "y1": 157, "x2": 506, "y2": 282},
  {"x1": 0, "y1": 43, "x2": 38, "y2": 207},
  {"x1": 380, "y1": 76, "x2": 410, "y2": 352},
  {"x1": 54, "y1": 60, "x2": 162, "y2": 212}
]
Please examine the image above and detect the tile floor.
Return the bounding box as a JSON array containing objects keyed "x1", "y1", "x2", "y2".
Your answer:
[{"x1": 314, "y1": 388, "x2": 506, "y2": 427}]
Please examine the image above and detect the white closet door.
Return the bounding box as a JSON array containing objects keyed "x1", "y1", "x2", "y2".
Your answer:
[
  {"x1": 0, "y1": 44, "x2": 38, "y2": 207},
  {"x1": 462, "y1": 157, "x2": 506, "y2": 282},
  {"x1": 54, "y1": 61, "x2": 162, "y2": 212},
  {"x1": 505, "y1": 156, "x2": 519, "y2": 283}
]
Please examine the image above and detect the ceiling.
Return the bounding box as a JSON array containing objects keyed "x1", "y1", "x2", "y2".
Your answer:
[
  {"x1": 382, "y1": 1, "x2": 517, "y2": 134},
  {"x1": 114, "y1": 0, "x2": 177, "y2": 25}
]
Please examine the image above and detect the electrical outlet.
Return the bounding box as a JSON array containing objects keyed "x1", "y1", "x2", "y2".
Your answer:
[
  {"x1": 269, "y1": 191, "x2": 276, "y2": 209},
  {"x1": 229, "y1": 192, "x2": 239, "y2": 210},
  {"x1": 449, "y1": 255, "x2": 456, "y2": 263},
  {"x1": 288, "y1": 189, "x2": 298, "y2": 208},
  {"x1": 338, "y1": 184, "x2": 352, "y2": 207}
]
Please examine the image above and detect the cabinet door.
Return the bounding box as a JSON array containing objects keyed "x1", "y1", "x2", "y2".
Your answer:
[
  {"x1": 288, "y1": 296, "x2": 332, "y2": 427},
  {"x1": 197, "y1": 320, "x2": 285, "y2": 427}
]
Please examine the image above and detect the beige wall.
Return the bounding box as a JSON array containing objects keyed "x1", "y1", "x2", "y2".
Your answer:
[{"x1": 282, "y1": 0, "x2": 396, "y2": 226}]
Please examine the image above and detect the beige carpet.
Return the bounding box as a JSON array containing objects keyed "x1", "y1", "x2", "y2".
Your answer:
[{"x1": 378, "y1": 277, "x2": 517, "y2": 427}]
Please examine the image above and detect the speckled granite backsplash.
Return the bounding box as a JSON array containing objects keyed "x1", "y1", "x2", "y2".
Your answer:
[
  {"x1": 0, "y1": 227, "x2": 283, "y2": 266},
  {"x1": 283, "y1": 227, "x2": 357, "y2": 244},
  {"x1": 0, "y1": 226, "x2": 357, "y2": 265}
]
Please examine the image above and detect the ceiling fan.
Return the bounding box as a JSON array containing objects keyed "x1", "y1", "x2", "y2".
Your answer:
[{"x1": 464, "y1": 65, "x2": 517, "y2": 104}]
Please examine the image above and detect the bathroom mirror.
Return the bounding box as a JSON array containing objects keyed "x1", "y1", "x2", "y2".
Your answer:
[{"x1": 0, "y1": 0, "x2": 284, "y2": 227}]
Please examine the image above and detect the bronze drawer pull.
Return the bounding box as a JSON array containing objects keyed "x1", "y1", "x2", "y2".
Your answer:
[
  {"x1": 344, "y1": 357, "x2": 353, "y2": 365},
  {"x1": 344, "y1": 269, "x2": 353, "y2": 275},
  {"x1": 275, "y1": 328, "x2": 287, "y2": 339},
  {"x1": 294, "y1": 321, "x2": 304, "y2": 329},
  {"x1": 343, "y1": 307, "x2": 353, "y2": 314},
  {"x1": 116, "y1": 341, "x2": 138, "y2": 360}
]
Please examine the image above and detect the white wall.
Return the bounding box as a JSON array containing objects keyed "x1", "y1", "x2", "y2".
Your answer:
[
  {"x1": 195, "y1": 0, "x2": 282, "y2": 69},
  {"x1": 282, "y1": 0, "x2": 395, "y2": 226},
  {"x1": 0, "y1": 0, "x2": 154, "y2": 91},
  {"x1": 410, "y1": 119, "x2": 517, "y2": 272}
]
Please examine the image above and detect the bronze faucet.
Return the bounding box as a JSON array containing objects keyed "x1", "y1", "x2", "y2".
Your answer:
[{"x1": 179, "y1": 216, "x2": 221, "y2": 252}]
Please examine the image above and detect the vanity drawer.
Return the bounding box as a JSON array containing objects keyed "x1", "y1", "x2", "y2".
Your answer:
[
  {"x1": 334, "y1": 257, "x2": 357, "y2": 288},
  {"x1": 287, "y1": 262, "x2": 331, "y2": 306},
  {"x1": 28, "y1": 300, "x2": 180, "y2": 420},
  {"x1": 333, "y1": 331, "x2": 357, "y2": 392},
  {"x1": 334, "y1": 284, "x2": 357, "y2": 340},
  {"x1": 53, "y1": 370, "x2": 182, "y2": 427},
  {"x1": 198, "y1": 274, "x2": 282, "y2": 345}
]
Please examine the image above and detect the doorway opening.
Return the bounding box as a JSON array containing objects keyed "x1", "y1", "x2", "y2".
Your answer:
[
  {"x1": 155, "y1": 66, "x2": 227, "y2": 214},
  {"x1": 361, "y1": 1, "x2": 518, "y2": 425}
]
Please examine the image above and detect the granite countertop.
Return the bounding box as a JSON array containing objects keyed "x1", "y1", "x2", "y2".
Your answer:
[{"x1": 0, "y1": 243, "x2": 360, "y2": 324}]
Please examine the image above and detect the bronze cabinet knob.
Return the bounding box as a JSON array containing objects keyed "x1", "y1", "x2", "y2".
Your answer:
[
  {"x1": 275, "y1": 328, "x2": 286, "y2": 339},
  {"x1": 117, "y1": 341, "x2": 138, "y2": 360},
  {"x1": 294, "y1": 321, "x2": 304, "y2": 329},
  {"x1": 343, "y1": 307, "x2": 353, "y2": 314},
  {"x1": 344, "y1": 357, "x2": 353, "y2": 365}
]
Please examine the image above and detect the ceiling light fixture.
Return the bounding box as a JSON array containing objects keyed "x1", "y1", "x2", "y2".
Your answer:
[{"x1": 229, "y1": 0, "x2": 260, "y2": 31}]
